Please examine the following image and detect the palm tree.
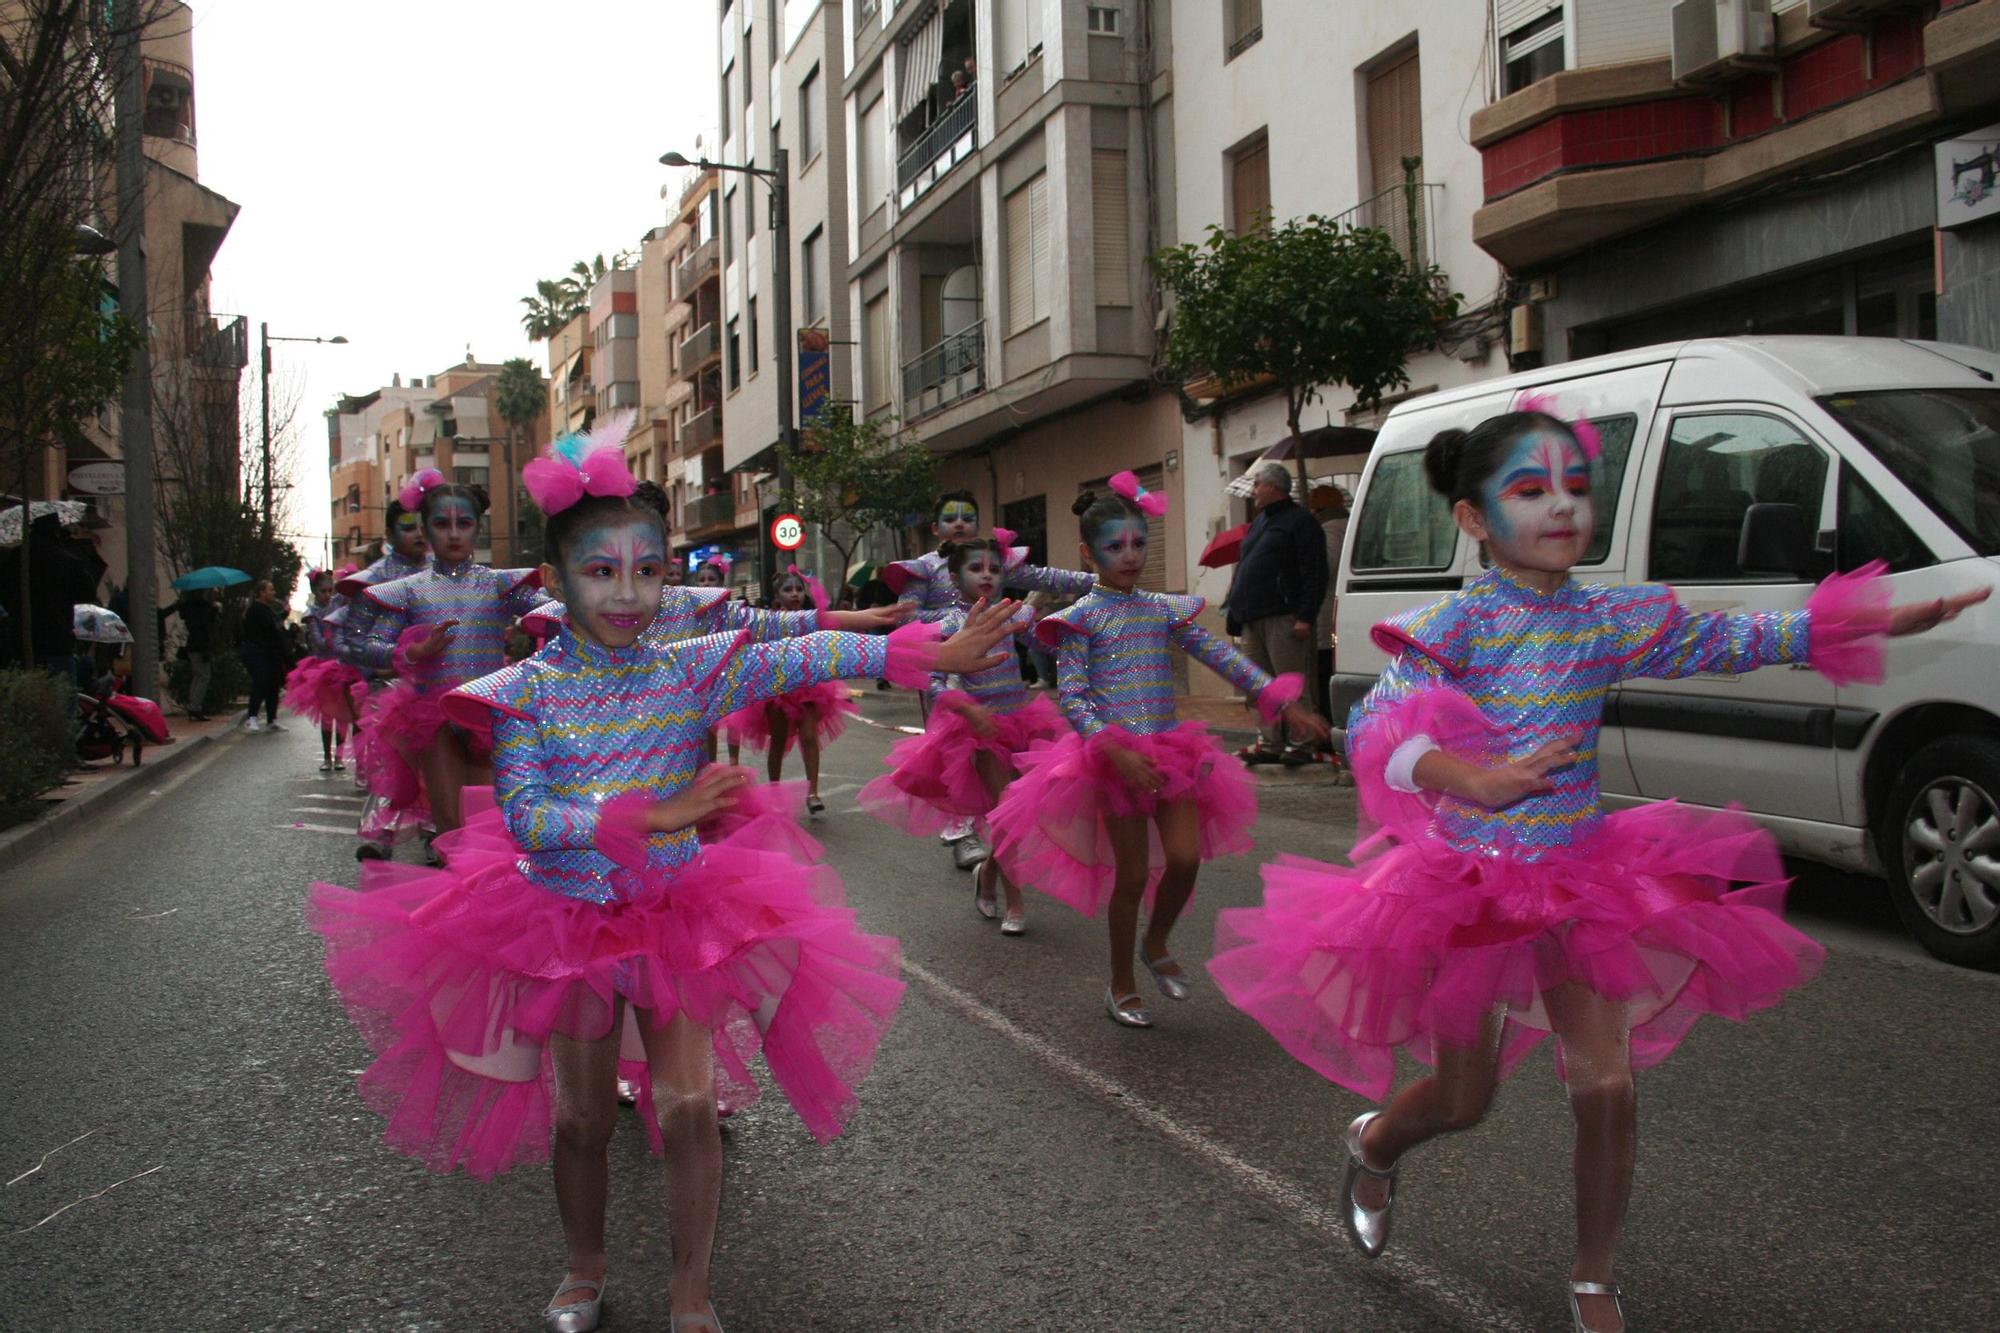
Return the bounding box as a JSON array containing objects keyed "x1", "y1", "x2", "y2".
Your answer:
[
  {"x1": 519, "y1": 278, "x2": 579, "y2": 341},
  {"x1": 495, "y1": 357, "x2": 546, "y2": 565}
]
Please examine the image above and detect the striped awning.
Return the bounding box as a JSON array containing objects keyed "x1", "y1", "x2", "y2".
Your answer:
[{"x1": 897, "y1": 5, "x2": 944, "y2": 123}]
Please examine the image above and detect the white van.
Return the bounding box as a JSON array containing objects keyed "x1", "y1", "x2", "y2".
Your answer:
[{"x1": 1334, "y1": 337, "x2": 2000, "y2": 967}]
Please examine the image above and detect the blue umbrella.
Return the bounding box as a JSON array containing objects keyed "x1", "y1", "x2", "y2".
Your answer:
[{"x1": 171, "y1": 565, "x2": 252, "y2": 591}]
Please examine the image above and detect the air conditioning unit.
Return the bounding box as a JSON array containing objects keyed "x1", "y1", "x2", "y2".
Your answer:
[
  {"x1": 1671, "y1": 0, "x2": 1775, "y2": 87},
  {"x1": 1806, "y1": 0, "x2": 1924, "y2": 31}
]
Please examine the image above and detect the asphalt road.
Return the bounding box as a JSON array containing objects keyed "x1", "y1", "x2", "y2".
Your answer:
[{"x1": 3, "y1": 695, "x2": 1996, "y2": 1332}]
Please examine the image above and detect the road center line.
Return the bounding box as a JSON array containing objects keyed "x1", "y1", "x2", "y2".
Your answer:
[{"x1": 900, "y1": 958, "x2": 1534, "y2": 1333}]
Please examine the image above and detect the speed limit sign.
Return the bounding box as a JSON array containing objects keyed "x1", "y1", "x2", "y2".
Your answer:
[{"x1": 770, "y1": 512, "x2": 805, "y2": 551}]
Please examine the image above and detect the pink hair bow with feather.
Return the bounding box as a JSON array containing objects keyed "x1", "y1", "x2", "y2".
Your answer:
[
  {"x1": 521, "y1": 409, "x2": 640, "y2": 515},
  {"x1": 397, "y1": 468, "x2": 446, "y2": 511},
  {"x1": 1511, "y1": 392, "x2": 1603, "y2": 462},
  {"x1": 1108, "y1": 469, "x2": 1170, "y2": 517}
]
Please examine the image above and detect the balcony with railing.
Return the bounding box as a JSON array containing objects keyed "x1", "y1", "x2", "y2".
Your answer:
[
  {"x1": 680, "y1": 321, "x2": 720, "y2": 371},
  {"x1": 682, "y1": 404, "x2": 721, "y2": 452},
  {"x1": 684, "y1": 490, "x2": 735, "y2": 534},
  {"x1": 902, "y1": 320, "x2": 985, "y2": 419},
  {"x1": 897, "y1": 89, "x2": 977, "y2": 212},
  {"x1": 189, "y1": 314, "x2": 247, "y2": 371},
  {"x1": 676, "y1": 238, "x2": 719, "y2": 298},
  {"x1": 1334, "y1": 180, "x2": 1442, "y2": 272}
]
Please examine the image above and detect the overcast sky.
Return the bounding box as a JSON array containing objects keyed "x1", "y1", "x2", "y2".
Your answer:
[{"x1": 184, "y1": 0, "x2": 718, "y2": 567}]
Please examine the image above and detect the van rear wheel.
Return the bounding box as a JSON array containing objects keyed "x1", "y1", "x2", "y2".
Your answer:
[{"x1": 1884, "y1": 737, "x2": 2000, "y2": 970}]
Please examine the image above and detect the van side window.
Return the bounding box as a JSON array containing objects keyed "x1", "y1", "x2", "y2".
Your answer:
[
  {"x1": 1648, "y1": 413, "x2": 1829, "y2": 583},
  {"x1": 1351, "y1": 450, "x2": 1455, "y2": 572},
  {"x1": 1579, "y1": 414, "x2": 1635, "y2": 565},
  {"x1": 1838, "y1": 463, "x2": 1931, "y2": 573}
]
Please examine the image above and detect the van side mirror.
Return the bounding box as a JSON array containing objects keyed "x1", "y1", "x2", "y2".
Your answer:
[{"x1": 1738, "y1": 503, "x2": 1815, "y2": 579}]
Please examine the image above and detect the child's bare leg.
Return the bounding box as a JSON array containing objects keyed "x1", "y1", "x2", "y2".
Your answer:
[
  {"x1": 1140, "y1": 798, "x2": 1201, "y2": 970},
  {"x1": 1104, "y1": 812, "x2": 1151, "y2": 1005},
  {"x1": 420, "y1": 730, "x2": 470, "y2": 832},
  {"x1": 547, "y1": 1008, "x2": 623, "y2": 1307},
  {"x1": 974, "y1": 752, "x2": 1023, "y2": 915},
  {"x1": 637, "y1": 1010, "x2": 723, "y2": 1320},
  {"x1": 765, "y1": 712, "x2": 790, "y2": 783},
  {"x1": 1353, "y1": 1012, "x2": 1505, "y2": 1210},
  {"x1": 1544, "y1": 981, "x2": 1635, "y2": 1333},
  {"x1": 797, "y1": 705, "x2": 822, "y2": 796},
  {"x1": 321, "y1": 724, "x2": 334, "y2": 762}
]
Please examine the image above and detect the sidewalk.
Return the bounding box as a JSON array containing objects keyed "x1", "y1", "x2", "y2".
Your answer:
[{"x1": 0, "y1": 708, "x2": 241, "y2": 873}]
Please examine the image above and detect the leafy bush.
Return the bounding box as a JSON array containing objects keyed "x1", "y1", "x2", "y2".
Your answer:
[
  {"x1": 0, "y1": 668, "x2": 76, "y2": 825},
  {"x1": 165, "y1": 648, "x2": 250, "y2": 713}
]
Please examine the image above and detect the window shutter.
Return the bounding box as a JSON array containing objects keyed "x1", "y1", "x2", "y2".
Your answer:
[
  {"x1": 1092, "y1": 149, "x2": 1131, "y2": 307},
  {"x1": 1029, "y1": 174, "x2": 1052, "y2": 324},
  {"x1": 1006, "y1": 181, "x2": 1034, "y2": 334},
  {"x1": 1365, "y1": 49, "x2": 1423, "y2": 197},
  {"x1": 1230, "y1": 137, "x2": 1270, "y2": 235},
  {"x1": 864, "y1": 295, "x2": 889, "y2": 407}
]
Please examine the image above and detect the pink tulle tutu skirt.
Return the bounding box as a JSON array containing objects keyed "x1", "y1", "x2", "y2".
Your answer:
[
  {"x1": 281, "y1": 656, "x2": 363, "y2": 730},
  {"x1": 348, "y1": 680, "x2": 473, "y2": 816},
  {"x1": 307, "y1": 786, "x2": 901, "y2": 1179},
  {"x1": 859, "y1": 691, "x2": 1068, "y2": 835},
  {"x1": 1207, "y1": 802, "x2": 1826, "y2": 1101},
  {"x1": 720, "y1": 680, "x2": 858, "y2": 755},
  {"x1": 987, "y1": 722, "x2": 1258, "y2": 916}
]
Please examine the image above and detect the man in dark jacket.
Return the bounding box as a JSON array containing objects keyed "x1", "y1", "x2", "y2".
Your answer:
[
  {"x1": 160, "y1": 587, "x2": 219, "y2": 719},
  {"x1": 1224, "y1": 462, "x2": 1328, "y2": 763}
]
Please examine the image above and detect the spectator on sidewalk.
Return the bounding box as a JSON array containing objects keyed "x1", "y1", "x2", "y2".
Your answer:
[
  {"x1": 238, "y1": 579, "x2": 290, "y2": 733},
  {"x1": 1308, "y1": 483, "x2": 1350, "y2": 733},
  {"x1": 160, "y1": 588, "x2": 219, "y2": 720},
  {"x1": 1223, "y1": 462, "x2": 1328, "y2": 766}
]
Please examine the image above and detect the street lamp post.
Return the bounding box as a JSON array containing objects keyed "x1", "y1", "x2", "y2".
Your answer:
[
  {"x1": 259, "y1": 325, "x2": 347, "y2": 535},
  {"x1": 660, "y1": 148, "x2": 794, "y2": 515}
]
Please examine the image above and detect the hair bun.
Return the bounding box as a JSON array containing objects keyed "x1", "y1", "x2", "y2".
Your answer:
[
  {"x1": 1423, "y1": 429, "x2": 1468, "y2": 498},
  {"x1": 1070, "y1": 491, "x2": 1098, "y2": 518},
  {"x1": 937, "y1": 539, "x2": 962, "y2": 558},
  {"x1": 630, "y1": 480, "x2": 670, "y2": 519}
]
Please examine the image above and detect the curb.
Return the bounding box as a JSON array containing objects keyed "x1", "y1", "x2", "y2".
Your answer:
[{"x1": 0, "y1": 729, "x2": 231, "y2": 874}]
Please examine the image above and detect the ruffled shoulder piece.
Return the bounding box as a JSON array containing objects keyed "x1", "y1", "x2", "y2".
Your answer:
[
  {"x1": 441, "y1": 658, "x2": 541, "y2": 748},
  {"x1": 1034, "y1": 598, "x2": 1098, "y2": 649},
  {"x1": 881, "y1": 554, "x2": 937, "y2": 598},
  {"x1": 518, "y1": 599, "x2": 566, "y2": 639},
  {"x1": 1369, "y1": 590, "x2": 1476, "y2": 677},
  {"x1": 664, "y1": 626, "x2": 755, "y2": 695},
  {"x1": 359, "y1": 570, "x2": 424, "y2": 613},
  {"x1": 1582, "y1": 582, "x2": 1683, "y2": 666},
  {"x1": 1155, "y1": 592, "x2": 1206, "y2": 628},
  {"x1": 495, "y1": 567, "x2": 543, "y2": 594}
]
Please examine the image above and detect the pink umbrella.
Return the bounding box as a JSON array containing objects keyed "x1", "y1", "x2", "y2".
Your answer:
[{"x1": 1198, "y1": 522, "x2": 1249, "y2": 568}]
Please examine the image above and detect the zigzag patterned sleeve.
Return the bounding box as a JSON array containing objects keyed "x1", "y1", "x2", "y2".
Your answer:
[
  {"x1": 701, "y1": 632, "x2": 887, "y2": 727},
  {"x1": 491, "y1": 709, "x2": 603, "y2": 852}
]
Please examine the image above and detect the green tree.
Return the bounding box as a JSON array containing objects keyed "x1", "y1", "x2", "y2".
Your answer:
[
  {"x1": 791, "y1": 407, "x2": 937, "y2": 582},
  {"x1": 494, "y1": 356, "x2": 545, "y2": 566},
  {"x1": 1152, "y1": 213, "x2": 1460, "y2": 491},
  {"x1": 518, "y1": 278, "x2": 578, "y2": 341}
]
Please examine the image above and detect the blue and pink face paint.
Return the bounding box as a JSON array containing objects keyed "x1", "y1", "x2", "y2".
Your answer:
[
  {"x1": 1089, "y1": 517, "x2": 1149, "y2": 586},
  {"x1": 954, "y1": 549, "x2": 1004, "y2": 603},
  {"x1": 561, "y1": 519, "x2": 667, "y2": 649},
  {"x1": 424, "y1": 496, "x2": 481, "y2": 563},
  {"x1": 1477, "y1": 431, "x2": 1594, "y2": 571}
]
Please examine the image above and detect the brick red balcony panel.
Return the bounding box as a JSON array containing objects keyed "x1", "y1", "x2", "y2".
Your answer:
[{"x1": 1481, "y1": 15, "x2": 1928, "y2": 202}]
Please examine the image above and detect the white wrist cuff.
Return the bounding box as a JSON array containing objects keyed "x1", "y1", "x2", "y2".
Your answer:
[{"x1": 1384, "y1": 734, "x2": 1439, "y2": 794}]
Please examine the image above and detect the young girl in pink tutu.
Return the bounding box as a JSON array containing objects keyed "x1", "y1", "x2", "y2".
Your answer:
[
  {"x1": 718, "y1": 567, "x2": 859, "y2": 816},
  {"x1": 344, "y1": 463, "x2": 552, "y2": 839},
  {"x1": 861, "y1": 536, "x2": 1066, "y2": 934},
  {"x1": 309, "y1": 431, "x2": 1018, "y2": 1333},
  {"x1": 1205, "y1": 404, "x2": 1986, "y2": 1332},
  {"x1": 986, "y1": 473, "x2": 1326, "y2": 1027},
  {"x1": 282, "y1": 566, "x2": 363, "y2": 772},
  {"x1": 333, "y1": 505, "x2": 431, "y2": 856}
]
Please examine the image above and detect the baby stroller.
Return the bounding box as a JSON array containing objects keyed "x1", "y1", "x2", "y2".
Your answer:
[{"x1": 77, "y1": 690, "x2": 172, "y2": 766}]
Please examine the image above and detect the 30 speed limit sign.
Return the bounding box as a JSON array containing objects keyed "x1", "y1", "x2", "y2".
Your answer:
[{"x1": 770, "y1": 513, "x2": 805, "y2": 551}]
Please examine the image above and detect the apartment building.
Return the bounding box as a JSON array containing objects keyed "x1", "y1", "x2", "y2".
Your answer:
[
  {"x1": 1169, "y1": 1, "x2": 1509, "y2": 631},
  {"x1": 713, "y1": 0, "x2": 858, "y2": 589},
  {"x1": 326, "y1": 358, "x2": 548, "y2": 567},
  {"x1": 834, "y1": 0, "x2": 1185, "y2": 598},
  {"x1": 544, "y1": 311, "x2": 595, "y2": 439},
  {"x1": 1476, "y1": 0, "x2": 2000, "y2": 360}
]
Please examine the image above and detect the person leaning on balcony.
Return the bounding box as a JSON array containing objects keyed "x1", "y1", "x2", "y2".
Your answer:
[
  {"x1": 1224, "y1": 462, "x2": 1328, "y2": 766},
  {"x1": 950, "y1": 70, "x2": 969, "y2": 102}
]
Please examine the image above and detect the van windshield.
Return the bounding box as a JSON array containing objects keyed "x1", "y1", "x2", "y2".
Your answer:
[{"x1": 1817, "y1": 388, "x2": 2000, "y2": 556}]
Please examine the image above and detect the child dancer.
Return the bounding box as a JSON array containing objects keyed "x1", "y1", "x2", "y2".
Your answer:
[
  {"x1": 719, "y1": 567, "x2": 859, "y2": 816},
  {"x1": 987, "y1": 473, "x2": 1325, "y2": 1026},
  {"x1": 345, "y1": 463, "x2": 551, "y2": 839},
  {"x1": 308, "y1": 434, "x2": 1017, "y2": 1331},
  {"x1": 333, "y1": 500, "x2": 432, "y2": 856},
  {"x1": 1205, "y1": 406, "x2": 1986, "y2": 1332},
  {"x1": 886, "y1": 491, "x2": 1097, "y2": 871},
  {"x1": 282, "y1": 567, "x2": 363, "y2": 772},
  {"x1": 861, "y1": 537, "x2": 1065, "y2": 934}
]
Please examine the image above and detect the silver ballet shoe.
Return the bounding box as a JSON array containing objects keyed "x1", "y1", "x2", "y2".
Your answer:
[
  {"x1": 670, "y1": 1310, "x2": 725, "y2": 1333},
  {"x1": 543, "y1": 1274, "x2": 605, "y2": 1333},
  {"x1": 1104, "y1": 987, "x2": 1153, "y2": 1028},
  {"x1": 1137, "y1": 941, "x2": 1192, "y2": 1001},
  {"x1": 1568, "y1": 1280, "x2": 1624, "y2": 1333},
  {"x1": 973, "y1": 861, "x2": 1000, "y2": 920},
  {"x1": 1340, "y1": 1111, "x2": 1398, "y2": 1259},
  {"x1": 952, "y1": 832, "x2": 990, "y2": 869},
  {"x1": 999, "y1": 907, "x2": 1027, "y2": 936}
]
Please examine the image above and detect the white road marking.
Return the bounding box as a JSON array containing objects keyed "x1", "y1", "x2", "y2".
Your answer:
[
  {"x1": 901, "y1": 959, "x2": 1535, "y2": 1333},
  {"x1": 278, "y1": 823, "x2": 353, "y2": 835}
]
